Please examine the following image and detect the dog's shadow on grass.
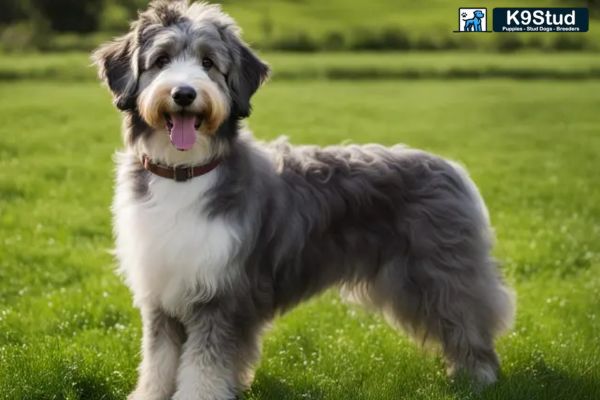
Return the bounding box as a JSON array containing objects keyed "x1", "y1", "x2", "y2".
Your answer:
[
  {"x1": 449, "y1": 363, "x2": 600, "y2": 400},
  {"x1": 245, "y1": 362, "x2": 600, "y2": 400},
  {"x1": 243, "y1": 371, "x2": 325, "y2": 400}
]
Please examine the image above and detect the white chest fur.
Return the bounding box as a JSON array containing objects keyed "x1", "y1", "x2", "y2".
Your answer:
[{"x1": 113, "y1": 153, "x2": 241, "y2": 317}]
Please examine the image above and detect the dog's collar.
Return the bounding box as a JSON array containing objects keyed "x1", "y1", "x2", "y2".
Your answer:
[{"x1": 141, "y1": 154, "x2": 220, "y2": 182}]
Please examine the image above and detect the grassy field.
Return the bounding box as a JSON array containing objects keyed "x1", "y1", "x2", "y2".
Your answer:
[
  {"x1": 3, "y1": 51, "x2": 600, "y2": 81},
  {"x1": 0, "y1": 52, "x2": 599, "y2": 399}
]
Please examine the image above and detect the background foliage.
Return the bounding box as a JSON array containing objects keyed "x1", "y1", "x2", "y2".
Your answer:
[{"x1": 0, "y1": 0, "x2": 599, "y2": 52}]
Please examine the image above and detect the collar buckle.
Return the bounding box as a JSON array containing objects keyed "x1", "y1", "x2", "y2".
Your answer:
[{"x1": 173, "y1": 166, "x2": 193, "y2": 182}]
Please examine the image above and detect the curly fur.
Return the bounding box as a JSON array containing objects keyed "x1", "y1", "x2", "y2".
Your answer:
[{"x1": 93, "y1": 1, "x2": 515, "y2": 399}]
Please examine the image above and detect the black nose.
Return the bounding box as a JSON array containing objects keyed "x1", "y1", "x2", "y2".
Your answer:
[{"x1": 171, "y1": 86, "x2": 196, "y2": 107}]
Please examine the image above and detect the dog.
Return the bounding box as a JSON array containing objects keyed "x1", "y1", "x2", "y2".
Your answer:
[
  {"x1": 463, "y1": 10, "x2": 485, "y2": 31},
  {"x1": 93, "y1": 1, "x2": 515, "y2": 399}
]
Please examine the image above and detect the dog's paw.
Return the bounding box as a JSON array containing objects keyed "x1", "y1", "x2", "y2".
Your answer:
[
  {"x1": 447, "y1": 361, "x2": 498, "y2": 390},
  {"x1": 172, "y1": 389, "x2": 239, "y2": 400},
  {"x1": 127, "y1": 392, "x2": 142, "y2": 400},
  {"x1": 128, "y1": 390, "x2": 170, "y2": 400}
]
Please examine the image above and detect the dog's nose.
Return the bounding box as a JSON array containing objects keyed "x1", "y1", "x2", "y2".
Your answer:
[{"x1": 171, "y1": 86, "x2": 197, "y2": 107}]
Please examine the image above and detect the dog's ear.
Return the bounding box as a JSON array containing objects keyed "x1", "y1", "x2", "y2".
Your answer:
[
  {"x1": 223, "y1": 31, "x2": 270, "y2": 119},
  {"x1": 92, "y1": 32, "x2": 139, "y2": 111}
]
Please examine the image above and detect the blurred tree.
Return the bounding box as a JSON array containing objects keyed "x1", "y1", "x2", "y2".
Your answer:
[
  {"x1": 30, "y1": 0, "x2": 104, "y2": 32},
  {"x1": 588, "y1": 0, "x2": 600, "y2": 16},
  {"x1": 0, "y1": 0, "x2": 28, "y2": 25},
  {"x1": 116, "y1": 0, "x2": 149, "y2": 17},
  {"x1": 100, "y1": 0, "x2": 149, "y2": 31}
]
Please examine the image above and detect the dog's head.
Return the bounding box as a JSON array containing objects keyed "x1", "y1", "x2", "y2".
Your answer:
[
  {"x1": 93, "y1": 0, "x2": 269, "y2": 151},
  {"x1": 473, "y1": 10, "x2": 485, "y2": 19}
]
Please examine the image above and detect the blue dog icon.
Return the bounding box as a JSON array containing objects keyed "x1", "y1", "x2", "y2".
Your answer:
[{"x1": 463, "y1": 10, "x2": 485, "y2": 31}]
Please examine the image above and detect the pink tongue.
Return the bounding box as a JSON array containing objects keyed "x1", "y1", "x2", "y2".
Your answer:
[{"x1": 169, "y1": 114, "x2": 197, "y2": 151}]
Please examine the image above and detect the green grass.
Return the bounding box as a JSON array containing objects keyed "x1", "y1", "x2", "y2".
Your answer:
[
  {"x1": 0, "y1": 52, "x2": 599, "y2": 399},
  {"x1": 2, "y1": 51, "x2": 600, "y2": 82}
]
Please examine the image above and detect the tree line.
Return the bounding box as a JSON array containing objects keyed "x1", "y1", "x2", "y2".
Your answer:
[
  {"x1": 2, "y1": 0, "x2": 598, "y2": 34},
  {"x1": 1, "y1": 0, "x2": 146, "y2": 33}
]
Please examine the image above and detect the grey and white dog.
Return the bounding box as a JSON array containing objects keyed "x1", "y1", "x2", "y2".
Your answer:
[{"x1": 93, "y1": 1, "x2": 515, "y2": 399}]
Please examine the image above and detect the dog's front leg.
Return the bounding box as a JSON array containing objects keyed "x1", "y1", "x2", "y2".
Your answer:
[
  {"x1": 173, "y1": 308, "x2": 243, "y2": 400},
  {"x1": 129, "y1": 306, "x2": 186, "y2": 400}
]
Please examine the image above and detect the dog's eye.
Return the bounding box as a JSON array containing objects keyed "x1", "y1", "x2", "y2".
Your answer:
[
  {"x1": 201, "y1": 57, "x2": 213, "y2": 70},
  {"x1": 155, "y1": 55, "x2": 170, "y2": 69}
]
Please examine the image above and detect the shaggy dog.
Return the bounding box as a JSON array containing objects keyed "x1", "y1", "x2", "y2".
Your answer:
[{"x1": 93, "y1": 1, "x2": 515, "y2": 399}]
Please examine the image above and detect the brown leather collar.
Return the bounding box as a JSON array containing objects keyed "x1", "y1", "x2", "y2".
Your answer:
[{"x1": 141, "y1": 154, "x2": 220, "y2": 182}]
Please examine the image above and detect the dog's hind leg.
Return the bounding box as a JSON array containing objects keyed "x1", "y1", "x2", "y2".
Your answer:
[
  {"x1": 410, "y1": 257, "x2": 514, "y2": 385},
  {"x1": 352, "y1": 252, "x2": 515, "y2": 386}
]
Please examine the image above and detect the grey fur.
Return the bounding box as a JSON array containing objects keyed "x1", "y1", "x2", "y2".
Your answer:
[
  {"x1": 95, "y1": 1, "x2": 515, "y2": 399},
  {"x1": 130, "y1": 306, "x2": 186, "y2": 399},
  {"x1": 93, "y1": 30, "x2": 138, "y2": 111}
]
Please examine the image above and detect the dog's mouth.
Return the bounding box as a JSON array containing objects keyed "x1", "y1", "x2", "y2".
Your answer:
[{"x1": 164, "y1": 113, "x2": 203, "y2": 151}]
